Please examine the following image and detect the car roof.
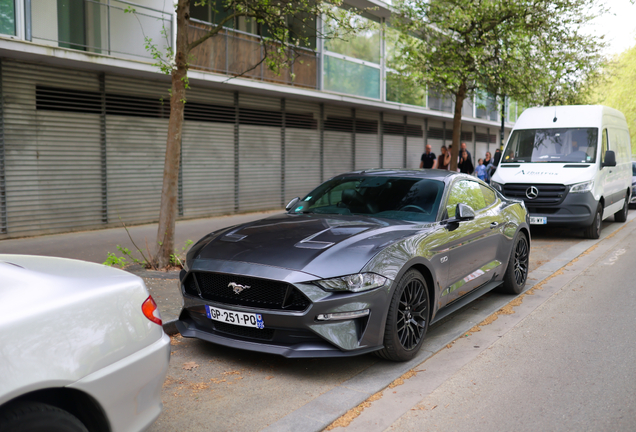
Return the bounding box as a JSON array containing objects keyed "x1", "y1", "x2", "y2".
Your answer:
[{"x1": 333, "y1": 168, "x2": 457, "y2": 182}]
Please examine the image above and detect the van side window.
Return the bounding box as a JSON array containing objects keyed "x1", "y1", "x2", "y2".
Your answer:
[{"x1": 601, "y1": 128, "x2": 608, "y2": 164}]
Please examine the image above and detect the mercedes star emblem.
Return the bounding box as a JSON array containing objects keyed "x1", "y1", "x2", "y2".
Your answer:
[
  {"x1": 228, "y1": 282, "x2": 250, "y2": 294},
  {"x1": 526, "y1": 186, "x2": 539, "y2": 200}
]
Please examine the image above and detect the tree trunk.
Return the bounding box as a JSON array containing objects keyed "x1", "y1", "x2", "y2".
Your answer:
[
  {"x1": 449, "y1": 83, "x2": 467, "y2": 172},
  {"x1": 155, "y1": 0, "x2": 190, "y2": 268}
]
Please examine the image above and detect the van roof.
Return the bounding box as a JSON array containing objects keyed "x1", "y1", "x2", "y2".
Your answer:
[{"x1": 514, "y1": 105, "x2": 627, "y2": 130}]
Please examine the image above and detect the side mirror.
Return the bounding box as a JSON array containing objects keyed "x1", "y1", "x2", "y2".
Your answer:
[
  {"x1": 443, "y1": 203, "x2": 475, "y2": 227},
  {"x1": 456, "y1": 203, "x2": 475, "y2": 221},
  {"x1": 286, "y1": 197, "x2": 301, "y2": 211},
  {"x1": 602, "y1": 150, "x2": 616, "y2": 167}
]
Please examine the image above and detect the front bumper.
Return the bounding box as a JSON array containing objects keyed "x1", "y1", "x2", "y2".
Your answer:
[
  {"x1": 524, "y1": 191, "x2": 597, "y2": 228},
  {"x1": 177, "y1": 269, "x2": 393, "y2": 358}
]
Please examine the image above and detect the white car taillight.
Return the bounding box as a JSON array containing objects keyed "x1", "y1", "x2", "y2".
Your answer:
[{"x1": 142, "y1": 295, "x2": 162, "y2": 326}]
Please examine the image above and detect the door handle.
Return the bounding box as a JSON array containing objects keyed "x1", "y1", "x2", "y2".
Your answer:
[{"x1": 490, "y1": 222, "x2": 499, "y2": 229}]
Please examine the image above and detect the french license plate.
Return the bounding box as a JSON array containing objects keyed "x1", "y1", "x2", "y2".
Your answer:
[
  {"x1": 529, "y1": 216, "x2": 547, "y2": 225},
  {"x1": 206, "y1": 305, "x2": 264, "y2": 329}
]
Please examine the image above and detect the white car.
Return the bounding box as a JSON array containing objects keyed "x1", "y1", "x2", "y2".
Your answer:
[{"x1": 0, "y1": 255, "x2": 171, "y2": 432}]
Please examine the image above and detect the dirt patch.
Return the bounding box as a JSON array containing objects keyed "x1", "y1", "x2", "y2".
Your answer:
[
  {"x1": 325, "y1": 392, "x2": 383, "y2": 430},
  {"x1": 388, "y1": 370, "x2": 418, "y2": 389}
]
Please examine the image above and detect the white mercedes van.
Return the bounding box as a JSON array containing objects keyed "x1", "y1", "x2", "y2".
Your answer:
[{"x1": 491, "y1": 105, "x2": 632, "y2": 239}]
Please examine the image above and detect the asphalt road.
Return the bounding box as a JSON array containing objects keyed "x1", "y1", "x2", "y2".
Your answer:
[
  {"x1": 344, "y1": 217, "x2": 636, "y2": 431},
  {"x1": 148, "y1": 217, "x2": 624, "y2": 432}
]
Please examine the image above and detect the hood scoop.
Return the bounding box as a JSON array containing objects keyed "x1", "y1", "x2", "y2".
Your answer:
[
  {"x1": 220, "y1": 231, "x2": 247, "y2": 242},
  {"x1": 295, "y1": 226, "x2": 370, "y2": 250}
]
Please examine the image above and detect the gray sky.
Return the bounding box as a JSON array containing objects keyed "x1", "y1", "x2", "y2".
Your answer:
[{"x1": 586, "y1": 0, "x2": 636, "y2": 56}]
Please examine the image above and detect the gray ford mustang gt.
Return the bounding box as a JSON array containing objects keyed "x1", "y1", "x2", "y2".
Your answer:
[{"x1": 176, "y1": 169, "x2": 530, "y2": 361}]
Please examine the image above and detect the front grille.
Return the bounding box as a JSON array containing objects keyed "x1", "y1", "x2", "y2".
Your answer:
[
  {"x1": 502, "y1": 183, "x2": 567, "y2": 205},
  {"x1": 213, "y1": 321, "x2": 275, "y2": 340},
  {"x1": 185, "y1": 272, "x2": 310, "y2": 312}
]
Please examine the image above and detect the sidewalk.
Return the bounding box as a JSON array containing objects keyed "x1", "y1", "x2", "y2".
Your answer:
[{"x1": 0, "y1": 209, "x2": 283, "y2": 331}]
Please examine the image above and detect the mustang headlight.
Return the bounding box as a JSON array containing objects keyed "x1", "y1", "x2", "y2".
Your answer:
[
  {"x1": 570, "y1": 180, "x2": 594, "y2": 194},
  {"x1": 317, "y1": 273, "x2": 388, "y2": 293},
  {"x1": 490, "y1": 181, "x2": 503, "y2": 192}
]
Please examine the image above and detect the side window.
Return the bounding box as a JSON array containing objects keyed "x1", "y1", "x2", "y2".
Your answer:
[
  {"x1": 480, "y1": 184, "x2": 497, "y2": 207},
  {"x1": 446, "y1": 180, "x2": 487, "y2": 217},
  {"x1": 601, "y1": 128, "x2": 608, "y2": 164}
]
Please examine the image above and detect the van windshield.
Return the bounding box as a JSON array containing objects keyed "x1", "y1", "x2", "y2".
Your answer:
[{"x1": 502, "y1": 128, "x2": 598, "y2": 163}]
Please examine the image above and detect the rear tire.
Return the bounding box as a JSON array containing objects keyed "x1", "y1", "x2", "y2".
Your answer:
[
  {"x1": 376, "y1": 269, "x2": 429, "y2": 362},
  {"x1": 0, "y1": 401, "x2": 88, "y2": 432},
  {"x1": 498, "y1": 231, "x2": 529, "y2": 294},
  {"x1": 584, "y1": 203, "x2": 603, "y2": 239},
  {"x1": 614, "y1": 191, "x2": 629, "y2": 222}
]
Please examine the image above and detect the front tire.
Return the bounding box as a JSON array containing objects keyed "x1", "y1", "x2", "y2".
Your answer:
[
  {"x1": 614, "y1": 191, "x2": 629, "y2": 222},
  {"x1": 584, "y1": 203, "x2": 603, "y2": 239},
  {"x1": 0, "y1": 401, "x2": 88, "y2": 432},
  {"x1": 498, "y1": 231, "x2": 529, "y2": 294},
  {"x1": 376, "y1": 269, "x2": 429, "y2": 362}
]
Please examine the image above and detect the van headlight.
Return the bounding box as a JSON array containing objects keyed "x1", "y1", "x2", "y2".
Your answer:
[
  {"x1": 570, "y1": 180, "x2": 594, "y2": 193},
  {"x1": 491, "y1": 181, "x2": 503, "y2": 192}
]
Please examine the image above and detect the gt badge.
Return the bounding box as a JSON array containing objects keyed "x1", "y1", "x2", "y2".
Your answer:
[
  {"x1": 228, "y1": 282, "x2": 250, "y2": 294},
  {"x1": 440, "y1": 256, "x2": 448, "y2": 263}
]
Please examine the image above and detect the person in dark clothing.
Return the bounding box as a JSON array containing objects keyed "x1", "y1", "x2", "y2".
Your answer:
[
  {"x1": 438, "y1": 145, "x2": 450, "y2": 170},
  {"x1": 459, "y1": 142, "x2": 473, "y2": 167},
  {"x1": 487, "y1": 148, "x2": 502, "y2": 180},
  {"x1": 484, "y1": 151, "x2": 493, "y2": 168},
  {"x1": 420, "y1": 144, "x2": 438, "y2": 169},
  {"x1": 458, "y1": 149, "x2": 474, "y2": 174}
]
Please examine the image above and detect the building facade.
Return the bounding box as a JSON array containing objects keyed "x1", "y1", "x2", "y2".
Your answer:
[{"x1": 0, "y1": 0, "x2": 517, "y2": 239}]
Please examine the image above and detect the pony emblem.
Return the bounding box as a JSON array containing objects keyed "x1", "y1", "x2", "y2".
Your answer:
[{"x1": 228, "y1": 282, "x2": 250, "y2": 294}]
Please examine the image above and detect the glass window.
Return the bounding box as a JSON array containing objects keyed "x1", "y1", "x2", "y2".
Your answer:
[
  {"x1": 386, "y1": 72, "x2": 426, "y2": 106},
  {"x1": 324, "y1": 56, "x2": 380, "y2": 99},
  {"x1": 427, "y1": 86, "x2": 453, "y2": 113},
  {"x1": 504, "y1": 128, "x2": 599, "y2": 164},
  {"x1": 324, "y1": 9, "x2": 380, "y2": 63},
  {"x1": 58, "y1": 0, "x2": 86, "y2": 51},
  {"x1": 0, "y1": 0, "x2": 15, "y2": 36},
  {"x1": 290, "y1": 176, "x2": 445, "y2": 222},
  {"x1": 446, "y1": 180, "x2": 487, "y2": 217},
  {"x1": 601, "y1": 128, "x2": 608, "y2": 164},
  {"x1": 480, "y1": 184, "x2": 496, "y2": 207}
]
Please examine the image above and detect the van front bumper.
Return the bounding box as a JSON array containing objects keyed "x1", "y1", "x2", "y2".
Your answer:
[{"x1": 524, "y1": 191, "x2": 597, "y2": 228}]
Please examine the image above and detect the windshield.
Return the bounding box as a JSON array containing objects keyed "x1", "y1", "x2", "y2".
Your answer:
[
  {"x1": 289, "y1": 176, "x2": 445, "y2": 222},
  {"x1": 503, "y1": 128, "x2": 598, "y2": 163}
]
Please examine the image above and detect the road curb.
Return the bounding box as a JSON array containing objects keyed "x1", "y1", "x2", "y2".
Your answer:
[{"x1": 261, "y1": 214, "x2": 636, "y2": 432}]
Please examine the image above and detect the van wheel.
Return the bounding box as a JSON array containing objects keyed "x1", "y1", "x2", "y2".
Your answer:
[
  {"x1": 614, "y1": 191, "x2": 629, "y2": 222},
  {"x1": 584, "y1": 203, "x2": 603, "y2": 239}
]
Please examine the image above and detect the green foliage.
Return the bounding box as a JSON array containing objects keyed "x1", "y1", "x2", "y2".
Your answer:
[
  {"x1": 591, "y1": 45, "x2": 636, "y2": 153},
  {"x1": 103, "y1": 252, "x2": 128, "y2": 269},
  {"x1": 390, "y1": 0, "x2": 605, "y2": 107}
]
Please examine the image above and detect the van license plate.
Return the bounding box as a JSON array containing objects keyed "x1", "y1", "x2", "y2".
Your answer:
[
  {"x1": 529, "y1": 216, "x2": 547, "y2": 225},
  {"x1": 206, "y1": 305, "x2": 264, "y2": 329}
]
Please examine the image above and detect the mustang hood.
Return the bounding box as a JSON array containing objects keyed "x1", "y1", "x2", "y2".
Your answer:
[{"x1": 190, "y1": 213, "x2": 427, "y2": 279}]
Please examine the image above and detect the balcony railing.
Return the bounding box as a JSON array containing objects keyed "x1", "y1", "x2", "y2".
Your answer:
[
  {"x1": 188, "y1": 20, "x2": 318, "y2": 89},
  {"x1": 29, "y1": 0, "x2": 173, "y2": 62}
]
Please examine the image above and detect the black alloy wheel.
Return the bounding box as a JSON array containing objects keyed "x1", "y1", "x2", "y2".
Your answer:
[
  {"x1": 513, "y1": 234, "x2": 529, "y2": 286},
  {"x1": 377, "y1": 269, "x2": 429, "y2": 362},
  {"x1": 499, "y1": 232, "x2": 530, "y2": 294}
]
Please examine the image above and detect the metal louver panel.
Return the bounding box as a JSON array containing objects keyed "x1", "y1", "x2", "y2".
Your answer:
[
  {"x1": 284, "y1": 99, "x2": 320, "y2": 201},
  {"x1": 382, "y1": 113, "x2": 404, "y2": 169},
  {"x1": 105, "y1": 76, "x2": 169, "y2": 225},
  {"x1": 406, "y1": 116, "x2": 424, "y2": 169},
  {"x1": 355, "y1": 110, "x2": 380, "y2": 170},
  {"x1": 238, "y1": 94, "x2": 282, "y2": 212},
  {"x1": 182, "y1": 86, "x2": 236, "y2": 218},
  {"x1": 323, "y1": 106, "x2": 352, "y2": 180},
  {"x1": 2, "y1": 60, "x2": 103, "y2": 238}
]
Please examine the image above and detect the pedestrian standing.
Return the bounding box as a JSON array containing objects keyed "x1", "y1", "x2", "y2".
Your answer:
[
  {"x1": 420, "y1": 144, "x2": 438, "y2": 169},
  {"x1": 475, "y1": 158, "x2": 487, "y2": 181},
  {"x1": 438, "y1": 145, "x2": 450, "y2": 170},
  {"x1": 458, "y1": 150, "x2": 474, "y2": 174}
]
